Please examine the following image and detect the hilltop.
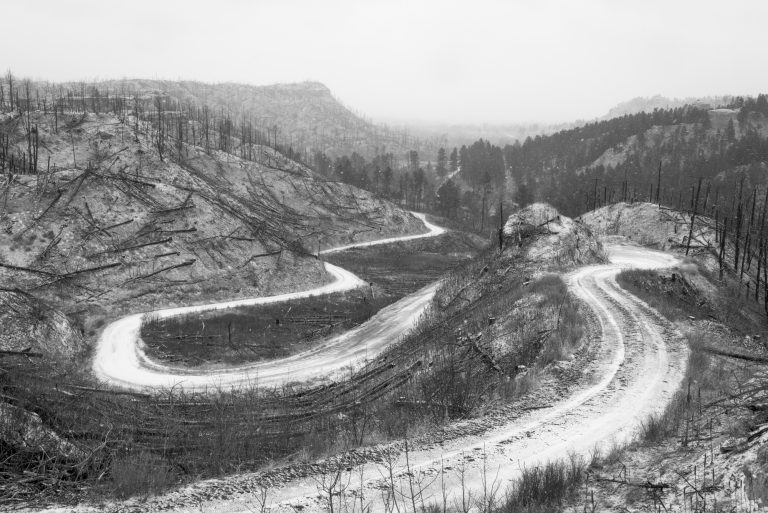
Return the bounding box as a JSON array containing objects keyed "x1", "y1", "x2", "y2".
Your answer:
[
  {"x1": 503, "y1": 202, "x2": 603, "y2": 265},
  {"x1": 77, "y1": 78, "x2": 443, "y2": 160}
]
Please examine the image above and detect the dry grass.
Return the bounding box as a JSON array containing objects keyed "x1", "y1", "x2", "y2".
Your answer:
[
  {"x1": 140, "y1": 289, "x2": 394, "y2": 366},
  {"x1": 617, "y1": 264, "x2": 765, "y2": 332},
  {"x1": 0, "y1": 265, "x2": 586, "y2": 506},
  {"x1": 616, "y1": 268, "x2": 709, "y2": 322},
  {"x1": 2, "y1": 203, "x2": 593, "y2": 506},
  {"x1": 110, "y1": 451, "x2": 175, "y2": 499},
  {"x1": 618, "y1": 260, "x2": 768, "y2": 447},
  {"x1": 139, "y1": 237, "x2": 480, "y2": 367},
  {"x1": 500, "y1": 454, "x2": 587, "y2": 513},
  {"x1": 638, "y1": 343, "x2": 713, "y2": 445}
]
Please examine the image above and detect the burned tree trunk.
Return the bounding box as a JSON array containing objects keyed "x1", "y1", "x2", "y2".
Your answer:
[{"x1": 685, "y1": 177, "x2": 702, "y2": 256}]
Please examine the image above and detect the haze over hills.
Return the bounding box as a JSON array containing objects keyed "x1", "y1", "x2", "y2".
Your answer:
[
  {"x1": 399, "y1": 95, "x2": 741, "y2": 148},
  {"x1": 8, "y1": 74, "x2": 751, "y2": 161},
  {"x1": 601, "y1": 94, "x2": 734, "y2": 119},
  {"x1": 399, "y1": 119, "x2": 579, "y2": 149},
  {"x1": 5, "y1": 0, "x2": 768, "y2": 509},
  {"x1": 87, "y1": 78, "x2": 445, "y2": 161}
]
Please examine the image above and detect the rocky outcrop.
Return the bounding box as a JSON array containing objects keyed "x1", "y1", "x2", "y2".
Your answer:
[{"x1": 503, "y1": 203, "x2": 604, "y2": 265}]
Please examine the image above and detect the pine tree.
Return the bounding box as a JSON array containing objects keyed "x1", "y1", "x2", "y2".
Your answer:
[
  {"x1": 436, "y1": 147, "x2": 447, "y2": 177},
  {"x1": 449, "y1": 147, "x2": 458, "y2": 172},
  {"x1": 437, "y1": 179, "x2": 460, "y2": 218},
  {"x1": 382, "y1": 166, "x2": 393, "y2": 197},
  {"x1": 408, "y1": 150, "x2": 420, "y2": 173}
]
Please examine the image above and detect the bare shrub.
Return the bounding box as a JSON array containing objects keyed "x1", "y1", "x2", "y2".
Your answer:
[
  {"x1": 500, "y1": 453, "x2": 586, "y2": 512},
  {"x1": 110, "y1": 450, "x2": 174, "y2": 498}
]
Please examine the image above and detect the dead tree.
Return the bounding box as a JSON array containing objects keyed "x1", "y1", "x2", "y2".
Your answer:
[
  {"x1": 685, "y1": 177, "x2": 702, "y2": 256},
  {"x1": 735, "y1": 177, "x2": 745, "y2": 273}
]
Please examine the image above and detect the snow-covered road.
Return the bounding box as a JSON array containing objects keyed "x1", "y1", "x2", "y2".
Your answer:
[
  {"x1": 166, "y1": 242, "x2": 687, "y2": 513},
  {"x1": 91, "y1": 212, "x2": 446, "y2": 392},
  {"x1": 88, "y1": 220, "x2": 690, "y2": 513}
]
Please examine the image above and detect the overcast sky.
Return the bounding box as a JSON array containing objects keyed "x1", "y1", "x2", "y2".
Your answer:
[{"x1": 3, "y1": 0, "x2": 767, "y2": 124}]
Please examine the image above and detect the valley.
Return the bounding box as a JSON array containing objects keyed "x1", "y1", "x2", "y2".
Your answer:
[
  {"x1": 140, "y1": 220, "x2": 478, "y2": 368},
  {"x1": 2, "y1": 73, "x2": 768, "y2": 513},
  {"x1": 92, "y1": 213, "x2": 452, "y2": 391},
  {"x1": 114, "y1": 241, "x2": 688, "y2": 513}
]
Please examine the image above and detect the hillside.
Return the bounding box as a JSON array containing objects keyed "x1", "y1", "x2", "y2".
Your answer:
[
  {"x1": 92, "y1": 78, "x2": 442, "y2": 160},
  {"x1": 0, "y1": 107, "x2": 425, "y2": 343},
  {"x1": 503, "y1": 95, "x2": 768, "y2": 217}
]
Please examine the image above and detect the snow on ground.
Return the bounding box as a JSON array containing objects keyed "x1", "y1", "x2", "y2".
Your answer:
[
  {"x1": 25, "y1": 214, "x2": 698, "y2": 513},
  {"x1": 91, "y1": 213, "x2": 445, "y2": 392},
  {"x1": 77, "y1": 241, "x2": 687, "y2": 513},
  {"x1": 504, "y1": 202, "x2": 603, "y2": 264},
  {"x1": 580, "y1": 201, "x2": 717, "y2": 253}
]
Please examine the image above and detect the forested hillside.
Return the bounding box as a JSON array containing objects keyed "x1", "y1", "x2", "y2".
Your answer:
[
  {"x1": 309, "y1": 138, "x2": 510, "y2": 233},
  {"x1": 225, "y1": 88, "x2": 768, "y2": 243},
  {"x1": 503, "y1": 95, "x2": 768, "y2": 217}
]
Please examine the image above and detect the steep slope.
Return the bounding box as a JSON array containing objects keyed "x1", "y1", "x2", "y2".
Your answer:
[
  {"x1": 0, "y1": 289, "x2": 85, "y2": 358},
  {"x1": 0, "y1": 110, "x2": 425, "y2": 338},
  {"x1": 0, "y1": 100, "x2": 435, "y2": 503}
]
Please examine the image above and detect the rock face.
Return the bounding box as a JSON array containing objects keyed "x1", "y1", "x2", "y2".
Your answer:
[
  {"x1": 579, "y1": 201, "x2": 717, "y2": 252},
  {"x1": 0, "y1": 402, "x2": 85, "y2": 460},
  {"x1": 503, "y1": 203, "x2": 603, "y2": 265},
  {"x1": 0, "y1": 290, "x2": 85, "y2": 358},
  {"x1": 0, "y1": 291, "x2": 87, "y2": 464}
]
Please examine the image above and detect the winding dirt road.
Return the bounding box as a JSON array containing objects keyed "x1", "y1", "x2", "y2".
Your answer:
[
  {"x1": 90, "y1": 214, "x2": 688, "y2": 512},
  {"x1": 164, "y1": 242, "x2": 688, "y2": 513},
  {"x1": 91, "y1": 213, "x2": 446, "y2": 392}
]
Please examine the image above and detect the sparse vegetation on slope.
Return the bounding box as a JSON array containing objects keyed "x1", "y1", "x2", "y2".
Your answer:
[
  {"x1": 22, "y1": 78, "x2": 442, "y2": 161},
  {"x1": 0, "y1": 289, "x2": 85, "y2": 358},
  {"x1": 140, "y1": 288, "x2": 393, "y2": 366},
  {"x1": 0, "y1": 100, "x2": 425, "y2": 329},
  {"x1": 584, "y1": 199, "x2": 768, "y2": 326},
  {"x1": 554, "y1": 248, "x2": 768, "y2": 512},
  {"x1": 0, "y1": 75, "x2": 439, "y2": 505},
  {"x1": 0, "y1": 204, "x2": 596, "y2": 506},
  {"x1": 139, "y1": 225, "x2": 482, "y2": 367},
  {"x1": 503, "y1": 202, "x2": 604, "y2": 265}
]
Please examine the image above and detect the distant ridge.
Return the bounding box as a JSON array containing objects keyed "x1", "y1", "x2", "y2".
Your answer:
[
  {"x1": 92, "y1": 78, "x2": 442, "y2": 160},
  {"x1": 602, "y1": 94, "x2": 733, "y2": 119}
]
